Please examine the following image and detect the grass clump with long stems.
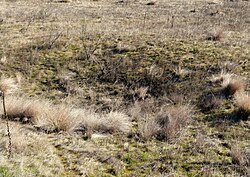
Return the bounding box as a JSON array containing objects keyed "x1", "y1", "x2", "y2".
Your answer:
[{"x1": 141, "y1": 104, "x2": 193, "y2": 141}]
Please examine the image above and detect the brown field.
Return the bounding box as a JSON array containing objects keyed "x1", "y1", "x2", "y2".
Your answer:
[{"x1": 0, "y1": 0, "x2": 249, "y2": 176}]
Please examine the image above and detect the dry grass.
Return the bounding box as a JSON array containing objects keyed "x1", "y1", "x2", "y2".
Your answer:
[
  {"x1": 133, "y1": 87, "x2": 148, "y2": 101},
  {"x1": 199, "y1": 93, "x2": 224, "y2": 112},
  {"x1": 206, "y1": 29, "x2": 224, "y2": 41},
  {"x1": 234, "y1": 92, "x2": 250, "y2": 121},
  {"x1": 140, "y1": 114, "x2": 160, "y2": 140},
  {"x1": 0, "y1": 95, "x2": 132, "y2": 134},
  {"x1": 72, "y1": 109, "x2": 131, "y2": 135},
  {"x1": 0, "y1": 0, "x2": 249, "y2": 176},
  {"x1": 0, "y1": 122, "x2": 64, "y2": 176},
  {"x1": 231, "y1": 145, "x2": 249, "y2": 166},
  {"x1": 129, "y1": 101, "x2": 142, "y2": 121},
  {"x1": 211, "y1": 72, "x2": 245, "y2": 97},
  {"x1": 0, "y1": 96, "x2": 33, "y2": 122},
  {"x1": 35, "y1": 104, "x2": 78, "y2": 132},
  {"x1": 221, "y1": 79, "x2": 245, "y2": 98},
  {"x1": 100, "y1": 111, "x2": 131, "y2": 133},
  {"x1": 168, "y1": 93, "x2": 185, "y2": 105},
  {"x1": 211, "y1": 72, "x2": 233, "y2": 85},
  {"x1": 71, "y1": 109, "x2": 102, "y2": 137},
  {"x1": 0, "y1": 77, "x2": 18, "y2": 95},
  {"x1": 1, "y1": 0, "x2": 249, "y2": 50},
  {"x1": 141, "y1": 104, "x2": 193, "y2": 140},
  {"x1": 234, "y1": 93, "x2": 250, "y2": 113},
  {"x1": 0, "y1": 96, "x2": 53, "y2": 123}
]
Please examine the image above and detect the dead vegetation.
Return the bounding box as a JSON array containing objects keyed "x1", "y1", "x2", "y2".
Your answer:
[
  {"x1": 234, "y1": 92, "x2": 250, "y2": 121},
  {"x1": 141, "y1": 104, "x2": 193, "y2": 140},
  {"x1": 0, "y1": 77, "x2": 19, "y2": 95},
  {"x1": 0, "y1": 94, "x2": 132, "y2": 134},
  {"x1": 211, "y1": 72, "x2": 245, "y2": 97},
  {"x1": 199, "y1": 72, "x2": 246, "y2": 112},
  {"x1": 0, "y1": 0, "x2": 249, "y2": 176},
  {"x1": 231, "y1": 145, "x2": 249, "y2": 167},
  {"x1": 206, "y1": 29, "x2": 224, "y2": 41},
  {"x1": 15, "y1": 98, "x2": 129, "y2": 134}
]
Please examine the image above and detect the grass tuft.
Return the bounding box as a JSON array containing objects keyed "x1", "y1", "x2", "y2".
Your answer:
[
  {"x1": 198, "y1": 93, "x2": 224, "y2": 112},
  {"x1": 206, "y1": 29, "x2": 224, "y2": 41},
  {"x1": 231, "y1": 145, "x2": 249, "y2": 166},
  {"x1": 0, "y1": 95, "x2": 132, "y2": 134},
  {"x1": 233, "y1": 92, "x2": 250, "y2": 121},
  {"x1": 35, "y1": 104, "x2": 77, "y2": 132},
  {"x1": 140, "y1": 114, "x2": 160, "y2": 140},
  {"x1": 221, "y1": 79, "x2": 245, "y2": 98},
  {"x1": 141, "y1": 104, "x2": 193, "y2": 140},
  {"x1": 211, "y1": 72, "x2": 245, "y2": 98},
  {"x1": 100, "y1": 111, "x2": 131, "y2": 133},
  {"x1": 0, "y1": 77, "x2": 19, "y2": 95}
]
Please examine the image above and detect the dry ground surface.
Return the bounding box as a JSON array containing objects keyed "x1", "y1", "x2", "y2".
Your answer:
[{"x1": 0, "y1": 0, "x2": 250, "y2": 176}]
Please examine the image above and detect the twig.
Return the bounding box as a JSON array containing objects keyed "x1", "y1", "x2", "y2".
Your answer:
[{"x1": 1, "y1": 92, "x2": 12, "y2": 158}]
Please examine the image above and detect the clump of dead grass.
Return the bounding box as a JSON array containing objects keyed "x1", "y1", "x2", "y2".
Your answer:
[
  {"x1": 129, "y1": 101, "x2": 142, "y2": 120},
  {"x1": 221, "y1": 79, "x2": 245, "y2": 98},
  {"x1": 34, "y1": 104, "x2": 78, "y2": 133},
  {"x1": 140, "y1": 114, "x2": 160, "y2": 139},
  {"x1": 71, "y1": 108, "x2": 101, "y2": 136},
  {"x1": 199, "y1": 72, "x2": 246, "y2": 112},
  {"x1": 211, "y1": 72, "x2": 245, "y2": 98},
  {"x1": 199, "y1": 93, "x2": 224, "y2": 112},
  {"x1": 206, "y1": 29, "x2": 224, "y2": 41},
  {"x1": 0, "y1": 95, "x2": 132, "y2": 134},
  {"x1": 100, "y1": 111, "x2": 131, "y2": 133},
  {"x1": 72, "y1": 109, "x2": 131, "y2": 136},
  {"x1": 233, "y1": 92, "x2": 250, "y2": 121},
  {"x1": 0, "y1": 96, "x2": 33, "y2": 123},
  {"x1": 140, "y1": 104, "x2": 193, "y2": 140},
  {"x1": 234, "y1": 93, "x2": 250, "y2": 113},
  {"x1": 0, "y1": 77, "x2": 19, "y2": 95},
  {"x1": 231, "y1": 145, "x2": 249, "y2": 166},
  {"x1": 0, "y1": 96, "x2": 54, "y2": 124}
]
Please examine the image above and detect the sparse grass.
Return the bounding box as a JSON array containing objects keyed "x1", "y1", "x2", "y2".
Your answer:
[
  {"x1": 141, "y1": 104, "x2": 193, "y2": 140},
  {"x1": 0, "y1": 0, "x2": 249, "y2": 176},
  {"x1": 140, "y1": 114, "x2": 160, "y2": 140},
  {"x1": 0, "y1": 122, "x2": 64, "y2": 176}
]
